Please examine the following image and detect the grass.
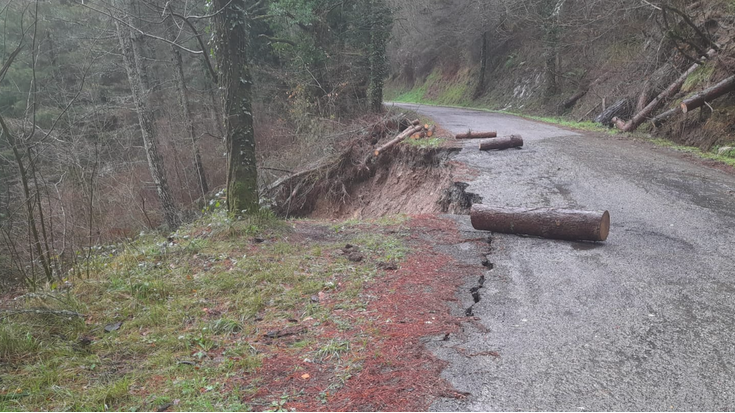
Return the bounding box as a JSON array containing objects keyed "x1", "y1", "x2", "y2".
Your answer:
[
  {"x1": 525, "y1": 115, "x2": 611, "y2": 133},
  {"x1": 648, "y1": 138, "x2": 735, "y2": 167},
  {"x1": 0, "y1": 208, "x2": 412, "y2": 411},
  {"x1": 682, "y1": 64, "x2": 715, "y2": 93}
]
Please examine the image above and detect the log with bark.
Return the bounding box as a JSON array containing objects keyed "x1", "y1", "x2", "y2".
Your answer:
[
  {"x1": 650, "y1": 107, "x2": 681, "y2": 128},
  {"x1": 681, "y1": 75, "x2": 735, "y2": 113},
  {"x1": 470, "y1": 204, "x2": 610, "y2": 242},
  {"x1": 478, "y1": 135, "x2": 524, "y2": 151},
  {"x1": 615, "y1": 49, "x2": 716, "y2": 132},
  {"x1": 373, "y1": 124, "x2": 424, "y2": 156},
  {"x1": 636, "y1": 79, "x2": 652, "y2": 113},
  {"x1": 455, "y1": 131, "x2": 497, "y2": 139}
]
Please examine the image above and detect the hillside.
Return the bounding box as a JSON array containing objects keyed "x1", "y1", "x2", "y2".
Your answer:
[{"x1": 386, "y1": 0, "x2": 735, "y2": 151}]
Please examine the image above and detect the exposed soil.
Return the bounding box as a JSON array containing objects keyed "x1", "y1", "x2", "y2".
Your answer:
[
  {"x1": 267, "y1": 116, "x2": 481, "y2": 219},
  {"x1": 226, "y1": 216, "x2": 483, "y2": 412}
]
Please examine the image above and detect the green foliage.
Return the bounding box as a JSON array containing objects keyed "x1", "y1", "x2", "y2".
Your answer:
[
  {"x1": 264, "y1": 0, "x2": 393, "y2": 117},
  {"x1": 649, "y1": 139, "x2": 735, "y2": 167},
  {"x1": 682, "y1": 64, "x2": 715, "y2": 93},
  {"x1": 0, "y1": 322, "x2": 40, "y2": 363}
]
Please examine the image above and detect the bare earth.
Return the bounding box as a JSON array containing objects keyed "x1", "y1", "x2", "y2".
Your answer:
[{"x1": 389, "y1": 103, "x2": 735, "y2": 411}]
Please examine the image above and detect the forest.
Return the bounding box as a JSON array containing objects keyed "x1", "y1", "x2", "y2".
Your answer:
[
  {"x1": 2, "y1": 0, "x2": 734, "y2": 289},
  {"x1": 0, "y1": 0, "x2": 392, "y2": 288}
]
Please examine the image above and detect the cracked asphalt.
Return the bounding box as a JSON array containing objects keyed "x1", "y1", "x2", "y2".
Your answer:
[{"x1": 389, "y1": 103, "x2": 735, "y2": 411}]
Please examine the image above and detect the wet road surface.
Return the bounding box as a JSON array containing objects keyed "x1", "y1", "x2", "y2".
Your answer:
[{"x1": 389, "y1": 103, "x2": 735, "y2": 411}]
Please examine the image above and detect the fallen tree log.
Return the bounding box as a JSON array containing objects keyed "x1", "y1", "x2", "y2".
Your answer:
[
  {"x1": 616, "y1": 49, "x2": 716, "y2": 132},
  {"x1": 636, "y1": 79, "x2": 652, "y2": 113},
  {"x1": 650, "y1": 107, "x2": 681, "y2": 127},
  {"x1": 373, "y1": 124, "x2": 424, "y2": 156},
  {"x1": 470, "y1": 204, "x2": 610, "y2": 241},
  {"x1": 456, "y1": 131, "x2": 497, "y2": 139},
  {"x1": 478, "y1": 135, "x2": 523, "y2": 151},
  {"x1": 681, "y1": 75, "x2": 735, "y2": 113}
]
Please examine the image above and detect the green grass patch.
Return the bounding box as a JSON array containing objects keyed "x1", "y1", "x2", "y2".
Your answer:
[
  {"x1": 0, "y1": 210, "x2": 410, "y2": 411},
  {"x1": 526, "y1": 115, "x2": 611, "y2": 133},
  {"x1": 649, "y1": 138, "x2": 735, "y2": 167},
  {"x1": 404, "y1": 137, "x2": 446, "y2": 148},
  {"x1": 682, "y1": 64, "x2": 715, "y2": 93}
]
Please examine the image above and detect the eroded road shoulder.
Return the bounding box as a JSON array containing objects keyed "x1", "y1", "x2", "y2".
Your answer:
[{"x1": 390, "y1": 103, "x2": 735, "y2": 411}]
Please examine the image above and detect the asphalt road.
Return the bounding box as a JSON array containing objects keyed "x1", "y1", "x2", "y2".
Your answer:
[{"x1": 389, "y1": 103, "x2": 735, "y2": 411}]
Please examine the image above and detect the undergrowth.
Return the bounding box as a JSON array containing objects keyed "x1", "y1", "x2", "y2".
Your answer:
[
  {"x1": 0, "y1": 208, "x2": 412, "y2": 411},
  {"x1": 648, "y1": 138, "x2": 735, "y2": 167}
]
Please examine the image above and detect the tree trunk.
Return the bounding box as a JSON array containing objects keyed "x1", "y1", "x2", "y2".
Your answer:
[
  {"x1": 681, "y1": 75, "x2": 735, "y2": 113},
  {"x1": 478, "y1": 135, "x2": 523, "y2": 151},
  {"x1": 0, "y1": 116, "x2": 53, "y2": 284},
  {"x1": 368, "y1": 0, "x2": 391, "y2": 113},
  {"x1": 616, "y1": 49, "x2": 716, "y2": 132},
  {"x1": 166, "y1": 15, "x2": 208, "y2": 199},
  {"x1": 115, "y1": 0, "x2": 180, "y2": 230},
  {"x1": 214, "y1": 0, "x2": 259, "y2": 215},
  {"x1": 470, "y1": 204, "x2": 610, "y2": 241},
  {"x1": 455, "y1": 131, "x2": 497, "y2": 139},
  {"x1": 636, "y1": 79, "x2": 652, "y2": 112},
  {"x1": 650, "y1": 107, "x2": 681, "y2": 127},
  {"x1": 373, "y1": 124, "x2": 423, "y2": 157}
]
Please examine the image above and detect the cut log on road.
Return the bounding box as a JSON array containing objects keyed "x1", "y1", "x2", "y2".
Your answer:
[
  {"x1": 681, "y1": 75, "x2": 735, "y2": 113},
  {"x1": 478, "y1": 135, "x2": 524, "y2": 151},
  {"x1": 456, "y1": 131, "x2": 497, "y2": 139},
  {"x1": 470, "y1": 204, "x2": 610, "y2": 242},
  {"x1": 373, "y1": 124, "x2": 424, "y2": 156},
  {"x1": 616, "y1": 49, "x2": 716, "y2": 132}
]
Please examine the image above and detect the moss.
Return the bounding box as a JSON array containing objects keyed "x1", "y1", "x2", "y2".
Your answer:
[{"x1": 682, "y1": 64, "x2": 715, "y2": 93}]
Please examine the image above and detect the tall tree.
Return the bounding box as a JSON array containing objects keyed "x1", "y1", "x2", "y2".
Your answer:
[
  {"x1": 114, "y1": 0, "x2": 180, "y2": 229},
  {"x1": 165, "y1": 12, "x2": 209, "y2": 199},
  {"x1": 214, "y1": 0, "x2": 259, "y2": 215},
  {"x1": 367, "y1": 0, "x2": 392, "y2": 113}
]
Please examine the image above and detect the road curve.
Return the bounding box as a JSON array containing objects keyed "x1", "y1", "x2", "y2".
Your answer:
[{"x1": 389, "y1": 103, "x2": 735, "y2": 411}]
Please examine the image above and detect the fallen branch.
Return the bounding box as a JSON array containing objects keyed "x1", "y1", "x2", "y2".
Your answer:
[
  {"x1": 373, "y1": 124, "x2": 424, "y2": 157},
  {"x1": 650, "y1": 107, "x2": 681, "y2": 128},
  {"x1": 470, "y1": 205, "x2": 610, "y2": 242}
]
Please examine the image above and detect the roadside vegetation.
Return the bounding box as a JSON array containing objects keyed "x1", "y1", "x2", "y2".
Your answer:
[{"x1": 0, "y1": 208, "x2": 418, "y2": 411}]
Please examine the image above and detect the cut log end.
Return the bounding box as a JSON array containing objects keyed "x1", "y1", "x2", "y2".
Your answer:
[{"x1": 599, "y1": 210, "x2": 610, "y2": 242}]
